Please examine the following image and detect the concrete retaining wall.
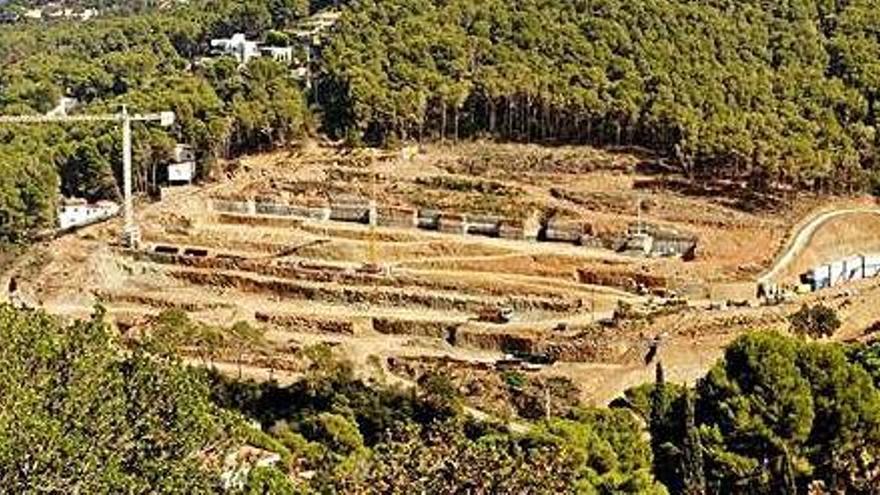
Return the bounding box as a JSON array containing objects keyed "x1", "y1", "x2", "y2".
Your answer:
[
  {"x1": 377, "y1": 206, "x2": 418, "y2": 228},
  {"x1": 466, "y1": 215, "x2": 501, "y2": 238},
  {"x1": 417, "y1": 210, "x2": 441, "y2": 230},
  {"x1": 329, "y1": 203, "x2": 371, "y2": 223},
  {"x1": 544, "y1": 219, "x2": 591, "y2": 244},
  {"x1": 438, "y1": 213, "x2": 467, "y2": 235},
  {"x1": 288, "y1": 205, "x2": 331, "y2": 221},
  {"x1": 211, "y1": 199, "x2": 252, "y2": 215},
  {"x1": 255, "y1": 201, "x2": 293, "y2": 216},
  {"x1": 627, "y1": 222, "x2": 698, "y2": 258},
  {"x1": 208, "y1": 197, "x2": 601, "y2": 252}
]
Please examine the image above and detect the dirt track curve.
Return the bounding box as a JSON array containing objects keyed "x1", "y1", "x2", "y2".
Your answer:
[{"x1": 758, "y1": 207, "x2": 880, "y2": 288}]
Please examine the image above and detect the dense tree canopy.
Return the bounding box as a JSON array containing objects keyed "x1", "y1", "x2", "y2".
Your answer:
[
  {"x1": 0, "y1": 304, "x2": 237, "y2": 493},
  {"x1": 4, "y1": 0, "x2": 880, "y2": 241},
  {"x1": 320, "y1": 0, "x2": 880, "y2": 193},
  {"x1": 630, "y1": 331, "x2": 880, "y2": 494},
  {"x1": 0, "y1": 0, "x2": 311, "y2": 241}
]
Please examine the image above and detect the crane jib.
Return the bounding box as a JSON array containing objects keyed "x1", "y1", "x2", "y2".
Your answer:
[
  {"x1": 0, "y1": 109, "x2": 175, "y2": 248},
  {"x1": 0, "y1": 111, "x2": 174, "y2": 125}
]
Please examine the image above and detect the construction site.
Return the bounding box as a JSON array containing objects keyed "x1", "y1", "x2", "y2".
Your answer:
[{"x1": 6, "y1": 141, "x2": 880, "y2": 413}]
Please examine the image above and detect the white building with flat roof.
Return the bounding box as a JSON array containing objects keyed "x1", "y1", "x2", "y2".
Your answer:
[
  {"x1": 211, "y1": 33, "x2": 261, "y2": 65},
  {"x1": 57, "y1": 198, "x2": 120, "y2": 230},
  {"x1": 260, "y1": 46, "x2": 293, "y2": 63}
]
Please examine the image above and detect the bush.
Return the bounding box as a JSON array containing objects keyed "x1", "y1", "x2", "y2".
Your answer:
[{"x1": 789, "y1": 304, "x2": 841, "y2": 339}]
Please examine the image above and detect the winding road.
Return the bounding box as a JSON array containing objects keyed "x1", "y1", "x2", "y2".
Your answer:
[{"x1": 758, "y1": 207, "x2": 880, "y2": 288}]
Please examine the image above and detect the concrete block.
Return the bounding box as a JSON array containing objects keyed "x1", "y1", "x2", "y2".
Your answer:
[
  {"x1": 466, "y1": 215, "x2": 501, "y2": 237},
  {"x1": 212, "y1": 199, "x2": 251, "y2": 215},
  {"x1": 256, "y1": 201, "x2": 291, "y2": 216},
  {"x1": 377, "y1": 206, "x2": 418, "y2": 228},
  {"x1": 545, "y1": 219, "x2": 587, "y2": 244},
  {"x1": 329, "y1": 203, "x2": 371, "y2": 224},
  {"x1": 288, "y1": 204, "x2": 330, "y2": 221},
  {"x1": 438, "y1": 213, "x2": 468, "y2": 235},
  {"x1": 417, "y1": 209, "x2": 441, "y2": 230}
]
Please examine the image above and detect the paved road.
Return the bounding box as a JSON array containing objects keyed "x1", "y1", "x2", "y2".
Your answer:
[{"x1": 758, "y1": 207, "x2": 880, "y2": 287}]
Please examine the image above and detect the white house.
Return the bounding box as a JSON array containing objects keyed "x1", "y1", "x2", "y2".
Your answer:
[
  {"x1": 210, "y1": 33, "x2": 261, "y2": 65},
  {"x1": 260, "y1": 46, "x2": 293, "y2": 63},
  {"x1": 167, "y1": 144, "x2": 196, "y2": 185},
  {"x1": 57, "y1": 198, "x2": 120, "y2": 231}
]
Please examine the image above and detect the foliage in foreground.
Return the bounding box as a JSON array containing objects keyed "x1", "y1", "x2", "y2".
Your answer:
[
  {"x1": 7, "y1": 303, "x2": 880, "y2": 493},
  {"x1": 0, "y1": 304, "x2": 665, "y2": 493},
  {"x1": 789, "y1": 303, "x2": 842, "y2": 339},
  {"x1": 210, "y1": 345, "x2": 666, "y2": 494},
  {"x1": 0, "y1": 305, "x2": 237, "y2": 493},
  {"x1": 627, "y1": 331, "x2": 880, "y2": 494}
]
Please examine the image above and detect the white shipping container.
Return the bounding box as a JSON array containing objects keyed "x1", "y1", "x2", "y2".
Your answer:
[
  {"x1": 846, "y1": 255, "x2": 865, "y2": 281},
  {"x1": 168, "y1": 161, "x2": 195, "y2": 183},
  {"x1": 829, "y1": 260, "x2": 847, "y2": 287}
]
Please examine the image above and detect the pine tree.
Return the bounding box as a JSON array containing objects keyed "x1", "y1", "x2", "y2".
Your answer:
[{"x1": 680, "y1": 390, "x2": 706, "y2": 495}]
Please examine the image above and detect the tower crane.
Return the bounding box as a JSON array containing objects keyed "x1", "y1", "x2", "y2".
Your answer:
[{"x1": 0, "y1": 106, "x2": 175, "y2": 247}]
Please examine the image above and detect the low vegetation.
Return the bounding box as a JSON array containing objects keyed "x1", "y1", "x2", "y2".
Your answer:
[
  {"x1": 0, "y1": 0, "x2": 312, "y2": 242},
  {"x1": 789, "y1": 303, "x2": 842, "y2": 339},
  {"x1": 4, "y1": 304, "x2": 880, "y2": 493}
]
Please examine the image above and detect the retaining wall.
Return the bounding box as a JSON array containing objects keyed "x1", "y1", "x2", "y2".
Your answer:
[
  {"x1": 255, "y1": 311, "x2": 357, "y2": 335},
  {"x1": 466, "y1": 215, "x2": 502, "y2": 237},
  {"x1": 377, "y1": 206, "x2": 418, "y2": 228},
  {"x1": 417, "y1": 210, "x2": 441, "y2": 230},
  {"x1": 211, "y1": 199, "x2": 252, "y2": 215},
  {"x1": 329, "y1": 203, "x2": 371, "y2": 223},
  {"x1": 438, "y1": 213, "x2": 467, "y2": 235},
  {"x1": 372, "y1": 317, "x2": 460, "y2": 339},
  {"x1": 544, "y1": 219, "x2": 592, "y2": 245}
]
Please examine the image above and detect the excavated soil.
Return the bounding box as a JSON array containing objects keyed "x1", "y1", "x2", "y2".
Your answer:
[{"x1": 11, "y1": 142, "x2": 880, "y2": 411}]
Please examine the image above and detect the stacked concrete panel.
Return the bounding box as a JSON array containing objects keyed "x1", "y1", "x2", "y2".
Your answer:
[
  {"x1": 544, "y1": 219, "x2": 591, "y2": 245},
  {"x1": 417, "y1": 209, "x2": 441, "y2": 230},
  {"x1": 627, "y1": 222, "x2": 698, "y2": 258},
  {"x1": 377, "y1": 206, "x2": 418, "y2": 228},
  {"x1": 329, "y1": 195, "x2": 371, "y2": 224},
  {"x1": 465, "y1": 215, "x2": 501, "y2": 238},
  {"x1": 255, "y1": 201, "x2": 292, "y2": 216},
  {"x1": 438, "y1": 213, "x2": 468, "y2": 235},
  {"x1": 287, "y1": 204, "x2": 331, "y2": 221},
  {"x1": 803, "y1": 253, "x2": 880, "y2": 291},
  {"x1": 211, "y1": 199, "x2": 251, "y2": 215}
]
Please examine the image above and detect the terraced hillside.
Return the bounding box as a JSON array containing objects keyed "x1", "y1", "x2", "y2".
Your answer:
[{"x1": 8, "y1": 142, "x2": 880, "y2": 407}]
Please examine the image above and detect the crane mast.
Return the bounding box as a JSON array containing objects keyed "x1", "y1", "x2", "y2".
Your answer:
[{"x1": 0, "y1": 107, "x2": 175, "y2": 247}]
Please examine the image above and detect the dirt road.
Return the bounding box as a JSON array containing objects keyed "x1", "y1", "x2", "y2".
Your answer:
[{"x1": 758, "y1": 207, "x2": 880, "y2": 288}]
